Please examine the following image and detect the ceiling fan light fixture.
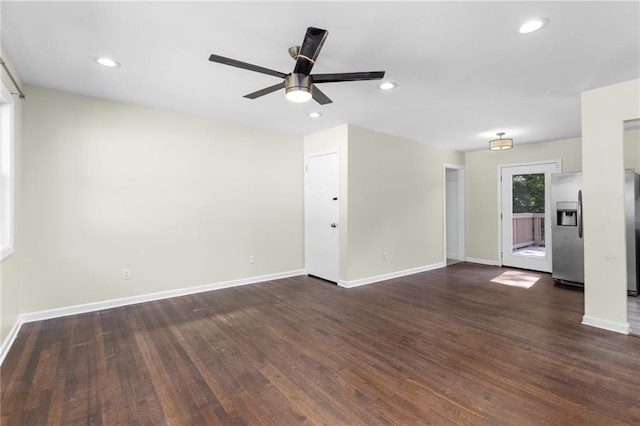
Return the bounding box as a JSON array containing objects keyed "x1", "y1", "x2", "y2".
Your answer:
[
  {"x1": 489, "y1": 132, "x2": 514, "y2": 151},
  {"x1": 286, "y1": 88, "x2": 313, "y2": 103},
  {"x1": 285, "y1": 73, "x2": 313, "y2": 103}
]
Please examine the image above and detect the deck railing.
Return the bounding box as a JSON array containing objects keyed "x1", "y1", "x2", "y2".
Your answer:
[{"x1": 512, "y1": 213, "x2": 545, "y2": 249}]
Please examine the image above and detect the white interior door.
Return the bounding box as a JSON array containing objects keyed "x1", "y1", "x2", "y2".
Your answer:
[
  {"x1": 305, "y1": 152, "x2": 339, "y2": 282},
  {"x1": 500, "y1": 162, "x2": 560, "y2": 272}
]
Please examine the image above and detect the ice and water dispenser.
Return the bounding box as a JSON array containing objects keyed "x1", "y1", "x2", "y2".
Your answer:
[{"x1": 556, "y1": 201, "x2": 577, "y2": 227}]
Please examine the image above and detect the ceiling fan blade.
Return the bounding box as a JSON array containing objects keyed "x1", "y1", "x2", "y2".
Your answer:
[
  {"x1": 312, "y1": 71, "x2": 386, "y2": 83},
  {"x1": 312, "y1": 86, "x2": 332, "y2": 105},
  {"x1": 244, "y1": 82, "x2": 286, "y2": 99},
  {"x1": 293, "y1": 27, "x2": 328, "y2": 75},
  {"x1": 209, "y1": 54, "x2": 287, "y2": 78}
]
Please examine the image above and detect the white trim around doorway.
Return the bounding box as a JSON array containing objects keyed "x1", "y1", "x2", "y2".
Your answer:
[
  {"x1": 443, "y1": 163, "x2": 466, "y2": 265},
  {"x1": 497, "y1": 159, "x2": 562, "y2": 268}
]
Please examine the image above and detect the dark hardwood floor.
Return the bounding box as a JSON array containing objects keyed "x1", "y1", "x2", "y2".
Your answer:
[{"x1": 2, "y1": 263, "x2": 640, "y2": 425}]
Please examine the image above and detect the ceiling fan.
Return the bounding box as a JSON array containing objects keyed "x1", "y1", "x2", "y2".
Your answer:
[{"x1": 208, "y1": 27, "x2": 385, "y2": 105}]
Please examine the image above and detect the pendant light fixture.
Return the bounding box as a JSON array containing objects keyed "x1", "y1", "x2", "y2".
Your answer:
[{"x1": 489, "y1": 132, "x2": 513, "y2": 151}]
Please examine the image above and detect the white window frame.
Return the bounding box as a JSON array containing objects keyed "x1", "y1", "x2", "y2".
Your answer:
[{"x1": 1, "y1": 82, "x2": 15, "y2": 261}]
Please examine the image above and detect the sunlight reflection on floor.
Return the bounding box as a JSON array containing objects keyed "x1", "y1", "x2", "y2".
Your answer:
[{"x1": 490, "y1": 270, "x2": 541, "y2": 289}]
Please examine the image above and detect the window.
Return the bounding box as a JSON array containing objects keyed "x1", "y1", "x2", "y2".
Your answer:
[{"x1": 1, "y1": 82, "x2": 15, "y2": 260}]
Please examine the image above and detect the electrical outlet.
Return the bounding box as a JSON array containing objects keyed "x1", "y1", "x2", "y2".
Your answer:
[
  {"x1": 122, "y1": 268, "x2": 131, "y2": 280},
  {"x1": 383, "y1": 253, "x2": 388, "y2": 262},
  {"x1": 249, "y1": 255, "x2": 256, "y2": 264}
]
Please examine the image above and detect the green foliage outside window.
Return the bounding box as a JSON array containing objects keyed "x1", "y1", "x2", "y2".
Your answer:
[{"x1": 512, "y1": 173, "x2": 545, "y2": 213}]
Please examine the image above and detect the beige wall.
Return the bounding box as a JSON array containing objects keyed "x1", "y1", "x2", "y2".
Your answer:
[
  {"x1": 21, "y1": 86, "x2": 304, "y2": 313},
  {"x1": 304, "y1": 124, "x2": 348, "y2": 157},
  {"x1": 623, "y1": 128, "x2": 640, "y2": 170},
  {"x1": 582, "y1": 79, "x2": 640, "y2": 332},
  {"x1": 304, "y1": 124, "x2": 464, "y2": 283},
  {"x1": 465, "y1": 137, "x2": 583, "y2": 263},
  {"x1": 346, "y1": 125, "x2": 463, "y2": 281},
  {"x1": 0, "y1": 52, "x2": 23, "y2": 343}
]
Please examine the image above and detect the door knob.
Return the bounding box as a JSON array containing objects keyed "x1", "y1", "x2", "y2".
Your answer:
[{"x1": 330, "y1": 223, "x2": 338, "y2": 228}]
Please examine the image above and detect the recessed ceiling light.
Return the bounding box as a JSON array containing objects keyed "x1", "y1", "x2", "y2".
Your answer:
[
  {"x1": 309, "y1": 112, "x2": 322, "y2": 119},
  {"x1": 379, "y1": 81, "x2": 397, "y2": 91},
  {"x1": 518, "y1": 18, "x2": 549, "y2": 34},
  {"x1": 94, "y1": 57, "x2": 120, "y2": 68}
]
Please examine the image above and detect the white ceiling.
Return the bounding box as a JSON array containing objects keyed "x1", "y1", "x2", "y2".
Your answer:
[{"x1": 2, "y1": 1, "x2": 639, "y2": 152}]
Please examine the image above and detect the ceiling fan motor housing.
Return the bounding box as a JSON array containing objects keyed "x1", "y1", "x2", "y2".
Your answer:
[{"x1": 285, "y1": 73, "x2": 313, "y2": 95}]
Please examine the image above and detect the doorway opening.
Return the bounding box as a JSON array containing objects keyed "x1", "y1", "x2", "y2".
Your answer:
[
  {"x1": 444, "y1": 164, "x2": 465, "y2": 266},
  {"x1": 624, "y1": 119, "x2": 640, "y2": 335}
]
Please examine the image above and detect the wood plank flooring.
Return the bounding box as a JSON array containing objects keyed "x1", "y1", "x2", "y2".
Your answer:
[{"x1": 2, "y1": 263, "x2": 640, "y2": 425}]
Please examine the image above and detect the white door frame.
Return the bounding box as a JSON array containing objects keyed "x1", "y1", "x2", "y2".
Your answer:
[
  {"x1": 304, "y1": 150, "x2": 340, "y2": 281},
  {"x1": 497, "y1": 159, "x2": 562, "y2": 269},
  {"x1": 443, "y1": 163, "x2": 466, "y2": 264}
]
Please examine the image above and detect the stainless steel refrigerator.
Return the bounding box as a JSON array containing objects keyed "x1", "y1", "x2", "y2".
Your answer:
[{"x1": 551, "y1": 169, "x2": 640, "y2": 296}]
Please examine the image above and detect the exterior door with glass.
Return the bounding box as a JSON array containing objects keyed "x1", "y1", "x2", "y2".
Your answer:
[{"x1": 500, "y1": 162, "x2": 560, "y2": 272}]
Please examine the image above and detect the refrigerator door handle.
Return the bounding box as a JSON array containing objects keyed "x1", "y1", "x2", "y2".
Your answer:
[{"x1": 578, "y1": 189, "x2": 583, "y2": 239}]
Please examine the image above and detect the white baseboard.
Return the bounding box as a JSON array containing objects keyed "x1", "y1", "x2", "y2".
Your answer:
[
  {"x1": 466, "y1": 257, "x2": 499, "y2": 266},
  {"x1": 19, "y1": 269, "x2": 306, "y2": 325},
  {"x1": 338, "y1": 262, "x2": 445, "y2": 288},
  {"x1": 0, "y1": 317, "x2": 23, "y2": 366},
  {"x1": 582, "y1": 315, "x2": 630, "y2": 334}
]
